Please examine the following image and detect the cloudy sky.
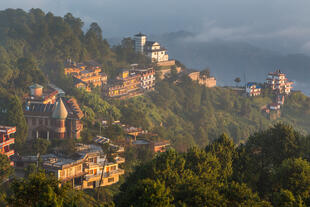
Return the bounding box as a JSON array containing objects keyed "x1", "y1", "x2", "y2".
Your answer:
[{"x1": 1, "y1": 0, "x2": 310, "y2": 53}]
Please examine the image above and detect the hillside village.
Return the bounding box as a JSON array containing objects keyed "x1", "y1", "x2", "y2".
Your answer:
[{"x1": 0, "y1": 31, "x2": 297, "y2": 191}]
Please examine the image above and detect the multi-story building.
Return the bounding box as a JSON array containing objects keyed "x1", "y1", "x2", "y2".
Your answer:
[
  {"x1": 246, "y1": 83, "x2": 262, "y2": 96},
  {"x1": 132, "y1": 67, "x2": 156, "y2": 90},
  {"x1": 145, "y1": 41, "x2": 169, "y2": 62},
  {"x1": 188, "y1": 72, "x2": 217, "y2": 88},
  {"x1": 134, "y1": 33, "x2": 147, "y2": 53},
  {"x1": 106, "y1": 70, "x2": 143, "y2": 99},
  {"x1": 27, "y1": 84, "x2": 59, "y2": 104},
  {"x1": 64, "y1": 60, "x2": 107, "y2": 91},
  {"x1": 24, "y1": 85, "x2": 84, "y2": 140},
  {"x1": 266, "y1": 70, "x2": 294, "y2": 94},
  {"x1": 133, "y1": 33, "x2": 169, "y2": 62},
  {"x1": 0, "y1": 126, "x2": 15, "y2": 163},
  {"x1": 14, "y1": 144, "x2": 124, "y2": 189}
]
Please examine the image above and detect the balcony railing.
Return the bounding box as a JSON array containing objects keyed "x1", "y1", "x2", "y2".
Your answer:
[
  {"x1": 85, "y1": 169, "x2": 125, "y2": 181},
  {"x1": 4, "y1": 150, "x2": 14, "y2": 157},
  {"x1": 0, "y1": 138, "x2": 15, "y2": 147}
]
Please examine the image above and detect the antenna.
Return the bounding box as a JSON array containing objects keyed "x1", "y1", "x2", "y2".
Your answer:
[{"x1": 244, "y1": 72, "x2": 247, "y2": 88}]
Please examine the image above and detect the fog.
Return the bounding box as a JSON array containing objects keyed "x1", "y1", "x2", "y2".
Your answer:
[
  {"x1": 0, "y1": 1, "x2": 309, "y2": 93},
  {"x1": 1, "y1": 0, "x2": 310, "y2": 53}
]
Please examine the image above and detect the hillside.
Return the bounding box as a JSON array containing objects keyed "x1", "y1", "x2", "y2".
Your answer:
[
  {"x1": 2, "y1": 8, "x2": 310, "y2": 207},
  {"x1": 0, "y1": 9, "x2": 310, "y2": 151},
  {"x1": 114, "y1": 76, "x2": 310, "y2": 151}
]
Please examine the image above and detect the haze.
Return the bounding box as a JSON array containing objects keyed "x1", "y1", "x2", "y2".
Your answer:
[{"x1": 1, "y1": 0, "x2": 310, "y2": 54}]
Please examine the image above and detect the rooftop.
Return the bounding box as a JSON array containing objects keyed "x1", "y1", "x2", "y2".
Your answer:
[
  {"x1": 134, "y1": 32, "x2": 146, "y2": 37},
  {"x1": 29, "y1": 83, "x2": 43, "y2": 89}
]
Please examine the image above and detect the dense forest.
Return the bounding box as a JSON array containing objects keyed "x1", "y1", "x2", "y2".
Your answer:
[
  {"x1": 1, "y1": 8, "x2": 310, "y2": 206},
  {"x1": 2, "y1": 124, "x2": 310, "y2": 206}
]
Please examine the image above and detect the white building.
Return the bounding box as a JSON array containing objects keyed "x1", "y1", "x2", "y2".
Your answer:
[
  {"x1": 145, "y1": 41, "x2": 169, "y2": 62},
  {"x1": 133, "y1": 33, "x2": 169, "y2": 62},
  {"x1": 246, "y1": 83, "x2": 261, "y2": 96},
  {"x1": 134, "y1": 33, "x2": 147, "y2": 53}
]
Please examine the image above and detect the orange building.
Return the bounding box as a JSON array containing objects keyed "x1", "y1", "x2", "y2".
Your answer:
[
  {"x1": 27, "y1": 84, "x2": 58, "y2": 104},
  {"x1": 0, "y1": 126, "x2": 15, "y2": 162},
  {"x1": 188, "y1": 72, "x2": 217, "y2": 88},
  {"x1": 64, "y1": 60, "x2": 107, "y2": 91},
  {"x1": 107, "y1": 70, "x2": 142, "y2": 99}
]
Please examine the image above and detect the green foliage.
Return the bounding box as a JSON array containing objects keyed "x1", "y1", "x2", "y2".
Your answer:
[
  {"x1": 7, "y1": 171, "x2": 66, "y2": 206},
  {"x1": 0, "y1": 88, "x2": 27, "y2": 144},
  {"x1": 32, "y1": 138, "x2": 51, "y2": 155},
  {"x1": 0, "y1": 154, "x2": 13, "y2": 184},
  {"x1": 116, "y1": 146, "x2": 270, "y2": 206},
  {"x1": 6, "y1": 170, "x2": 102, "y2": 207}
]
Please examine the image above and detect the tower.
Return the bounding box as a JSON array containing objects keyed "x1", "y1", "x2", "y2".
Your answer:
[
  {"x1": 134, "y1": 33, "x2": 147, "y2": 53},
  {"x1": 52, "y1": 98, "x2": 68, "y2": 139}
]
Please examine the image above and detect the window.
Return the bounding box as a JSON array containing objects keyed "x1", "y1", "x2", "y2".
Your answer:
[
  {"x1": 75, "y1": 165, "x2": 82, "y2": 174},
  {"x1": 60, "y1": 170, "x2": 65, "y2": 177},
  {"x1": 39, "y1": 119, "x2": 43, "y2": 125},
  {"x1": 108, "y1": 177, "x2": 114, "y2": 183},
  {"x1": 87, "y1": 182, "x2": 93, "y2": 186},
  {"x1": 45, "y1": 119, "x2": 48, "y2": 125},
  {"x1": 111, "y1": 166, "x2": 116, "y2": 171}
]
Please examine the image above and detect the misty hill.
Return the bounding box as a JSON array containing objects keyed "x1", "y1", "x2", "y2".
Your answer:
[{"x1": 151, "y1": 31, "x2": 310, "y2": 93}]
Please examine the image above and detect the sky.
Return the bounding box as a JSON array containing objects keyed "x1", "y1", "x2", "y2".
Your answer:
[{"x1": 1, "y1": 0, "x2": 310, "y2": 53}]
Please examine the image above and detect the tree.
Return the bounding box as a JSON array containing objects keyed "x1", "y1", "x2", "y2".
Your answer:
[
  {"x1": 200, "y1": 68, "x2": 210, "y2": 78},
  {"x1": 205, "y1": 133, "x2": 236, "y2": 179},
  {"x1": 32, "y1": 138, "x2": 50, "y2": 156},
  {"x1": 7, "y1": 171, "x2": 67, "y2": 206},
  {"x1": 118, "y1": 179, "x2": 174, "y2": 207},
  {"x1": 272, "y1": 189, "x2": 305, "y2": 207},
  {"x1": 275, "y1": 158, "x2": 310, "y2": 203},
  {"x1": 234, "y1": 77, "x2": 241, "y2": 87},
  {"x1": 0, "y1": 154, "x2": 13, "y2": 184}
]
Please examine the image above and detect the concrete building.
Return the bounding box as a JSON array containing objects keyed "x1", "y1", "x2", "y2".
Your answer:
[
  {"x1": 188, "y1": 71, "x2": 217, "y2": 88},
  {"x1": 27, "y1": 84, "x2": 59, "y2": 104},
  {"x1": 133, "y1": 33, "x2": 169, "y2": 62},
  {"x1": 132, "y1": 67, "x2": 156, "y2": 90},
  {"x1": 132, "y1": 139, "x2": 171, "y2": 153},
  {"x1": 106, "y1": 70, "x2": 143, "y2": 99},
  {"x1": 134, "y1": 33, "x2": 147, "y2": 53},
  {"x1": 64, "y1": 60, "x2": 107, "y2": 92},
  {"x1": 0, "y1": 126, "x2": 15, "y2": 163},
  {"x1": 14, "y1": 144, "x2": 124, "y2": 189},
  {"x1": 145, "y1": 41, "x2": 169, "y2": 62},
  {"x1": 246, "y1": 83, "x2": 261, "y2": 96},
  {"x1": 266, "y1": 70, "x2": 294, "y2": 94},
  {"x1": 24, "y1": 87, "x2": 84, "y2": 140}
]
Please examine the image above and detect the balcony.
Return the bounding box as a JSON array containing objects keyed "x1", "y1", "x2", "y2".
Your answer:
[
  {"x1": 4, "y1": 150, "x2": 14, "y2": 157},
  {"x1": 0, "y1": 138, "x2": 15, "y2": 148},
  {"x1": 85, "y1": 169, "x2": 125, "y2": 181}
]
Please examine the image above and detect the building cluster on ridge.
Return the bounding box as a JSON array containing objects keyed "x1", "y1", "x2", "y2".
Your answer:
[
  {"x1": 245, "y1": 69, "x2": 294, "y2": 119},
  {"x1": 134, "y1": 33, "x2": 169, "y2": 62},
  {"x1": 64, "y1": 60, "x2": 108, "y2": 92}
]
